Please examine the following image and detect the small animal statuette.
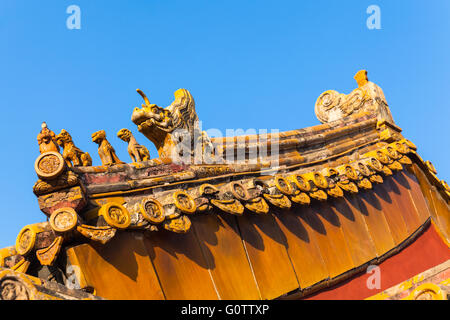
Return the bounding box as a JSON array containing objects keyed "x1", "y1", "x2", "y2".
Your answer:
[
  {"x1": 91, "y1": 130, "x2": 124, "y2": 166},
  {"x1": 37, "y1": 122, "x2": 60, "y2": 154},
  {"x1": 117, "y1": 128, "x2": 150, "y2": 162},
  {"x1": 55, "y1": 129, "x2": 92, "y2": 167}
]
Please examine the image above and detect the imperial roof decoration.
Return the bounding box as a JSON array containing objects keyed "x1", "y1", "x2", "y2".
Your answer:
[{"x1": 1, "y1": 70, "x2": 448, "y2": 300}]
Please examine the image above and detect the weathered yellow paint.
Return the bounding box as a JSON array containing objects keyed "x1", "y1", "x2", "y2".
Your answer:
[
  {"x1": 67, "y1": 232, "x2": 166, "y2": 300},
  {"x1": 273, "y1": 207, "x2": 330, "y2": 289},
  {"x1": 365, "y1": 291, "x2": 390, "y2": 300},
  {"x1": 144, "y1": 228, "x2": 220, "y2": 300},
  {"x1": 236, "y1": 212, "x2": 300, "y2": 299},
  {"x1": 439, "y1": 278, "x2": 450, "y2": 286},
  {"x1": 403, "y1": 283, "x2": 446, "y2": 300},
  {"x1": 190, "y1": 213, "x2": 262, "y2": 299}
]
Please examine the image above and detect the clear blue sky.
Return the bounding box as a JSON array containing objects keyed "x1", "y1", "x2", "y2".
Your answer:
[{"x1": 0, "y1": 0, "x2": 449, "y2": 248}]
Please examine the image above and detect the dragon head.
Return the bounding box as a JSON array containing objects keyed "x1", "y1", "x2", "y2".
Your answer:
[{"x1": 131, "y1": 88, "x2": 198, "y2": 159}]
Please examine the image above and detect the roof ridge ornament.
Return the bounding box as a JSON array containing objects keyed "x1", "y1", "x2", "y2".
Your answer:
[
  {"x1": 315, "y1": 70, "x2": 394, "y2": 124},
  {"x1": 354, "y1": 69, "x2": 369, "y2": 87},
  {"x1": 131, "y1": 88, "x2": 215, "y2": 163},
  {"x1": 91, "y1": 130, "x2": 124, "y2": 166},
  {"x1": 37, "y1": 122, "x2": 60, "y2": 154}
]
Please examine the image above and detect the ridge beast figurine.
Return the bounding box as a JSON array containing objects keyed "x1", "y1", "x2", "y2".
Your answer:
[
  {"x1": 91, "y1": 130, "x2": 124, "y2": 166},
  {"x1": 117, "y1": 128, "x2": 150, "y2": 162},
  {"x1": 37, "y1": 122, "x2": 60, "y2": 154},
  {"x1": 55, "y1": 129, "x2": 92, "y2": 167}
]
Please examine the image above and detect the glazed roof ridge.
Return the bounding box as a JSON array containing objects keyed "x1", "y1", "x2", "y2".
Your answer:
[{"x1": 1, "y1": 70, "x2": 449, "y2": 300}]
